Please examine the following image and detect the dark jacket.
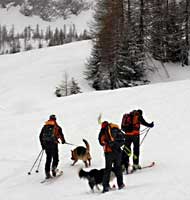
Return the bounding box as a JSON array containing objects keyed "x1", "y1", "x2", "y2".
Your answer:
[{"x1": 39, "y1": 119, "x2": 65, "y2": 149}]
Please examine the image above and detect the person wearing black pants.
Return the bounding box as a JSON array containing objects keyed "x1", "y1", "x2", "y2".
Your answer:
[
  {"x1": 39, "y1": 114, "x2": 65, "y2": 179},
  {"x1": 103, "y1": 151, "x2": 123, "y2": 191},
  {"x1": 98, "y1": 121, "x2": 125, "y2": 193},
  {"x1": 44, "y1": 144, "x2": 59, "y2": 176},
  {"x1": 122, "y1": 134, "x2": 140, "y2": 171},
  {"x1": 122, "y1": 110, "x2": 154, "y2": 173}
]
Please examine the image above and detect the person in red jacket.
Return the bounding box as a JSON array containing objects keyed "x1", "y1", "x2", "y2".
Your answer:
[
  {"x1": 122, "y1": 109, "x2": 154, "y2": 173},
  {"x1": 98, "y1": 121, "x2": 125, "y2": 193},
  {"x1": 39, "y1": 114, "x2": 65, "y2": 179}
]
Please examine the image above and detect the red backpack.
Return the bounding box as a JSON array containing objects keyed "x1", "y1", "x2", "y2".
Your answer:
[{"x1": 121, "y1": 110, "x2": 139, "y2": 132}]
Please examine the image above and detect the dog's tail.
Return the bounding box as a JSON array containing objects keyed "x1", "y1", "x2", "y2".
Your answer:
[
  {"x1": 82, "y1": 139, "x2": 90, "y2": 151},
  {"x1": 79, "y1": 168, "x2": 90, "y2": 179}
]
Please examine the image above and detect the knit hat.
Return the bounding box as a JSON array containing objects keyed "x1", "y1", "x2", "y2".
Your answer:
[
  {"x1": 49, "y1": 114, "x2": 56, "y2": 120},
  {"x1": 101, "y1": 121, "x2": 109, "y2": 128},
  {"x1": 137, "y1": 109, "x2": 143, "y2": 115}
]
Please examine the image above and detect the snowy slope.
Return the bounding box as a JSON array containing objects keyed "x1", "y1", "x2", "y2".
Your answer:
[
  {"x1": 0, "y1": 40, "x2": 190, "y2": 200},
  {"x1": 0, "y1": 40, "x2": 93, "y2": 114}
]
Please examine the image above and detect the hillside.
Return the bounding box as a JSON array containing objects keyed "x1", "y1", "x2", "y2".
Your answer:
[
  {"x1": 0, "y1": 40, "x2": 190, "y2": 200},
  {"x1": 0, "y1": 40, "x2": 190, "y2": 111}
]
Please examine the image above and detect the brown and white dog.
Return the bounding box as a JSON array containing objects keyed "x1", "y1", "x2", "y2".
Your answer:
[{"x1": 71, "y1": 139, "x2": 91, "y2": 167}]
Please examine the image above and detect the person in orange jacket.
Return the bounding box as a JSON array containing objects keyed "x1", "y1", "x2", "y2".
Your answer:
[
  {"x1": 98, "y1": 121, "x2": 125, "y2": 193},
  {"x1": 122, "y1": 109, "x2": 154, "y2": 173},
  {"x1": 39, "y1": 114, "x2": 66, "y2": 179}
]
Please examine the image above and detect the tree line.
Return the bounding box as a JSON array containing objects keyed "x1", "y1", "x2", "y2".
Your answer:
[
  {"x1": 0, "y1": 0, "x2": 92, "y2": 21},
  {"x1": 85, "y1": 0, "x2": 190, "y2": 90},
  {"x1": 0, "y1": 24, "x2": 91, "y2": 54}
]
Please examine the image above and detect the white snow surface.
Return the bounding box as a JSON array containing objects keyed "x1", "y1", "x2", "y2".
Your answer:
[{"x1": 0, "y1": 39, "x2": 190, "y2": 200}]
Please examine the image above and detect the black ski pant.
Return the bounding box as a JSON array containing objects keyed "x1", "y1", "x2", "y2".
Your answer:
[
  {"x1": 103, "y1": 151, "x2": 124, "y2": 190},
  {"x1": 44, "y1": 143, "x2": 59, "y2": 174},
  {"x1": 122, "y1": 134, "x2": 140, "y2": 169}
]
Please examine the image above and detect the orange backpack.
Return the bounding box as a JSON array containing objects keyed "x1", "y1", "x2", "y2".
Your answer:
[{"x1": 121, "y1": 110, "x2": 140, "y2": 132}]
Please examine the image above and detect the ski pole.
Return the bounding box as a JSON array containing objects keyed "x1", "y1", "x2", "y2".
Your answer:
[
  {"x1": 65, "y1": 142, "x2": 77, "y2": 146},
  {"x1": 139, "y1": 127, "x2": 149, "y2": 134},
  {"x1": 27, "y1": 149, "x2": 43, "y2": 175},
  {"x1": 140, "y1": 128, "x2": 151, "y2": 146},
  {"x1": 35, "y1": 149, "x2": 44, "y2": 173},
  {"x1": 123, "y1": 145, "x2": 138, "y2": 160}
]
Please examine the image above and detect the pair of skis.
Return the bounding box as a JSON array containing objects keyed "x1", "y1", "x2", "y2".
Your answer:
[
  {"x1": 128, "y1": 161, "x2": 155, "y2": 174},
  {"x1": 41, "y1": 170, "x2": 63, "y2": 183},
  {"x1": 40, "y1": 162, "x2": 155, "y2": 183}
]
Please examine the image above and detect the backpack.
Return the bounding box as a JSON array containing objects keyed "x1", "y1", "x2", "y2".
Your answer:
[
  {"x1": 121, "y1": 110, "x2": 139, "y2": 132},
  {"x1": 108, "y1": 123, "x2": 125, "y2": 147},
  {"x1": 42, "y1": 125, "x2": 56, "y2": 143}
]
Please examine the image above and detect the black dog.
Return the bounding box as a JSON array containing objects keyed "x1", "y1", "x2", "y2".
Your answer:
[{"x1": 78, "y1": 168, "x2": 115, "y2": 191}]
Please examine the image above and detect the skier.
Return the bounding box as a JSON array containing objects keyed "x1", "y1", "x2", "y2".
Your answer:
[
  {"x1": 121, "y1": 109, "x2": 154, "y2": 173},
  {"x1": 39, "y1": 114, "x2": 66, "y2": 179},
  {"x1": 98, "y1": 121, "x2": 125, "y2": 193}
]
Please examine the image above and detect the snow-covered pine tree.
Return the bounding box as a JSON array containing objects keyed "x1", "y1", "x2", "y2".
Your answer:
[
  {"x1": 178, "y1": 0, "x2": 189, "y2": 66},
  {"x1": 122, "y1": 0, "x2": 147, "y2": 85},
  {"x1": 148, "y1": 0, "x2": 186, "y2": 64},
  {"x1": 148, "y1": 0, "x2": 166, "y2": 61},
  {"x1": 85, "y1": 42, "x2": 102, "y2": 90},
  {"x1": 85, "y1": 0, "x2": 125, "y2": 90},
  {"x1": 165, "y1": 0, "x2": 183, "y2": 62},
  {"x1": 86, "y1": 0, "x2": 149, "y2": 90},
  {"x1": 184, "y1": 0, "x2": 190, "y2": 49},
  {"x1": 70, "y1": 77, "x2": 82, "y2": 95},
  {"x1": 55, "y1": 72, "x2": 69, "y2": 97}
]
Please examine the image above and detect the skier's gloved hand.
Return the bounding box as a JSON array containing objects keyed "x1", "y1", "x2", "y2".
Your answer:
[{"x1": 149, "y1": 122, "x2": 154, "y2": 128}]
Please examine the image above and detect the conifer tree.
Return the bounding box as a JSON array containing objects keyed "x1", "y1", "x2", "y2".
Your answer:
[
  {"x1": 86, "y1": 0, "x2": 125, "y2": 89},
  {"x1": 165, "y1": 0, "x2": 183, "y2": 62},
  {"x1": 149, "y1": 0, "x2": 166, "y2": 61},
  {"x1": 55, "y1": 72, "x2": 69, "y2": 97},
  {"x1": 86, "y1": 0, "x2": 148, "y2": 90},
  {"x1": 184, "y1": 0, "x2": 190, "y2": 49},
  {"x1": 70, "y1": 77, "x2": 81, "y2": 94}
]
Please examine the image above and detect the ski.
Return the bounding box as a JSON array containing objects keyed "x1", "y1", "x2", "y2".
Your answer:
[
  {"x1": 41, "y1": 170, "x2": 63, "y2": 183},
  {"x1": 141, "y1": 161, "x2": 155, "y2": 169},
  {"x1": 101, "y1": 184, "x2": 126, "y2": 194},
  {"x1": 128, "y1": 161, "x2": 155, "y2": 174}
]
